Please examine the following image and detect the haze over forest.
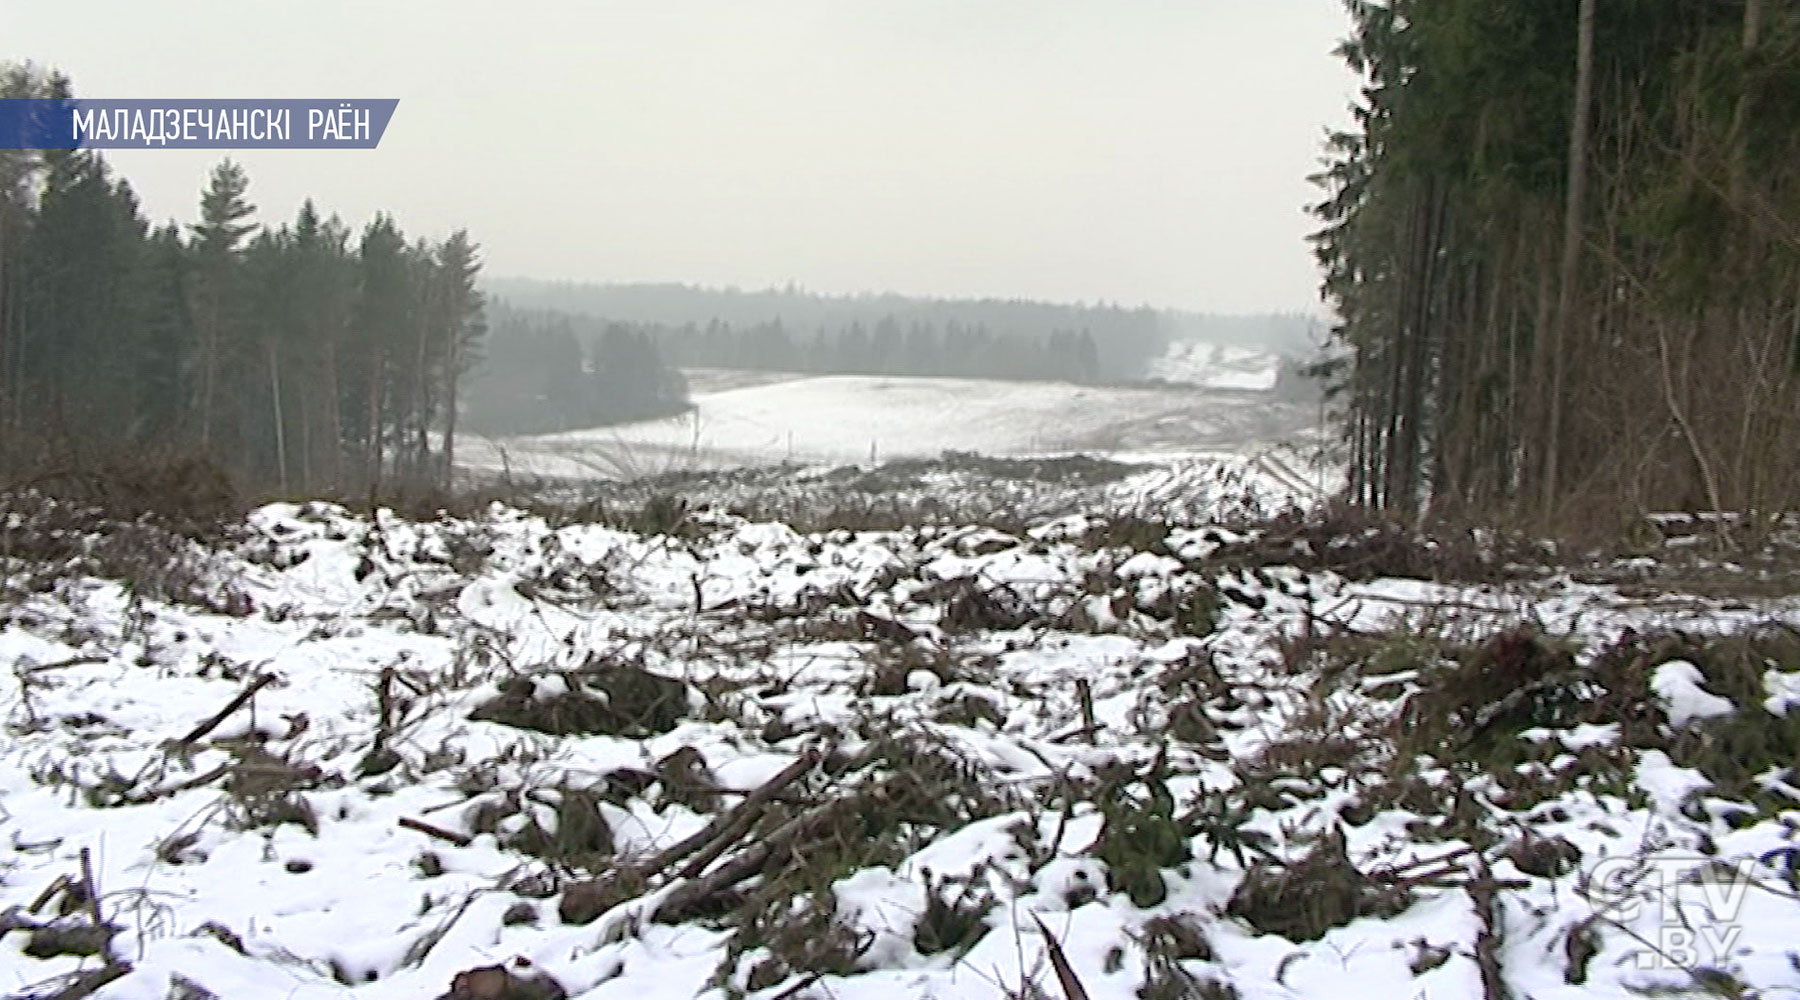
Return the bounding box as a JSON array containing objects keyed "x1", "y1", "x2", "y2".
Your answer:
[
  {"x1": 484, "y1": 278, "x2": 1321, "y2": 353},
  {"x1": 462, "y1": 279, "x2": 1320, "y2": 436},
  {"x1": 4, "y1": 3, "x2": 1356, "y2": 315}
]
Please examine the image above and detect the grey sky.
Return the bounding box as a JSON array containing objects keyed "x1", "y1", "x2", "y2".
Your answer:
[{"x1": 4, "y1": 2, "x2": 1355, "y2": 313}]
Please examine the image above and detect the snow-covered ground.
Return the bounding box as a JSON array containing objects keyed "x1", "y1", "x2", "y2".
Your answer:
[
  {"x1": 458, "y1": 372, "x2": 1320, "y2": 484},
  {"x1": 1143, "y1": 341, "x2": 1282, "y2": 391},
  {"x1": 5, "y1": 497, "x2": 1800, "y2": 1000}
]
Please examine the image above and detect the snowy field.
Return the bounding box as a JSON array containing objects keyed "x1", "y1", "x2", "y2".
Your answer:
[
  {"x1": 4, "y1": 497, "x2": 1800, "y2": 1000},
  {"x1": 459, "y1": 371, "x2": 1320, "y2": 484},
  {"x1": 1143, "y1": 341, "x2": 1283, "y2": 391}
]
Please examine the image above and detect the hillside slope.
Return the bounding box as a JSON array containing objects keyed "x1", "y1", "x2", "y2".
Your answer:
[{"x1": 457, "y1": 373, "x2": 1320, "y2": 482}]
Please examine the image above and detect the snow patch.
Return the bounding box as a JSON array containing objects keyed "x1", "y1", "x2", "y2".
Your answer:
[{"x1": 1651, "y1": 659, "x2": 1735, "y2": 726}]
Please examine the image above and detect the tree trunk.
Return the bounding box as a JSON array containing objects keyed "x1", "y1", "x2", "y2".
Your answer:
[
  {"x1": 267, "y1": 338, "x2": 287, "y2": 494},
  {"x1": 0, "y1": 209, "x2": 15, "y2": 436},
  {"x1": 441, "y1": 325, "x2": 460, "y2": 490},
  {"x1": 1742, "y1": 0, "x2": 1764, "y2": 52},
  {"x1": 366, "y1": 358, "x2": 383, "y2": 497},
  {"x1": 197, "y1": 293, "x2": 217, "y2": 449},
  {"x1": 1729, "y1": 0, "x2": 1763, "y2": 196},
  {"x1": 325, "y1": 338, "x2": 343, "y2": 492},
  {"x1": 298, "y1": 381, "x2": 312, "y2": 496},
  {"x1": 1542, "y1": 0, "x2": 1596, "y2": 523},
  {"x1": 411, "y1": 287, "x2": 435, "y2": 482}
]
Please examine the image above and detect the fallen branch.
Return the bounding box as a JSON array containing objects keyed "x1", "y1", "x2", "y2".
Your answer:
[
  {"x1": 400, "y1": 889, "x2": 484, "y2": 968},
  {"x1": 1, "y1": 906, "x2": 41, "y2": 935},
  {"x1": 1367, "y1": 845, "x2": 1477, "y2": 882},
  {"x1": 12, "y1": 963, "x2": 132, "y2": 1000},
  {"x1": 123, "y1": 764, "x2": 230, "y2": 805},
  {"x1": 1403, "y1": 872, "x2": 1530, "y2": 891},
  {"x1": 1367, "y1": 847, "x2": 1525, "y2": 892},
  {"x1": 6, "y1": 848, "x2": 137, "y2": 1000},
  {"x1": 1469, "y1": 858, "x2": 1512, "y2": 1000},
  {"x1": 75, "y1": 848, "x2": 103, "y2": 934},
  {"x1": 21, "y1": 656, "x2": 108, "y2": 676},
  {"x1": 858, "y1": 610, "x2": 921, "y2": 645},
  {"x1": 667, "y1": 748, "x2": 820, "y2": 881},
  {"x1": 559, "y1": 748, "x2": 822, "y2": 926},
  {"x1": 653, "y1": 799, "x2": 842, "y2": 924},
  {"x1": 375, "y1": 667, "x2": 395, "y2": 751},
  {"x1": 761, "y1": 972, "x2": 825, "y2": 1000},
  {"x1": 11, "y1": 834, "x2": 63, "y2": 854},
  {"x1": 1031, "y1": 913, "x2": 1092, "y2": 1000},
  {"x1": 174, "y1": 673, "x2": 277, "y2": 748},
  {"x1": 26, "y1": 875, "x2": 72, "y2": 916},
  {"x1": 399, "y1": 816, "x2": 473, "y2": 848},
  {"x1": 1074, "y1": 679, "x2": 1098, "y2": 746},
  {"x1": 1047, "y1": 724, "x2": 1104, "y2": 746}
]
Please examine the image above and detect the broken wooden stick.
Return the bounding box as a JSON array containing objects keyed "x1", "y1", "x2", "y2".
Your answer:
[
  {"x1": 21, "y1": 656, "x2": 109, "y2": 676},
  {"x1": 653, "y1": 798, "x2": 842, "y2": 924},
  {"x1": 26, "y1": 874, "x2": 72, "y2": 916},
  {"x1": 1468, "y1": 857, "x2": 1512, "y2": 1000},
  {"x1": 560, "y1": 747, "x2": 822, "y2": 927},
  {"x1": 763, "y1": 971, "x2": 825, "y2": 1000},
  {"x1": 0, "y1": 906, "x2": 41, "y2": 935},
  {"x1": 1048, "y1": 723, "x2": 1104, "y2": 745},
  {"x1": 76, "y1": 847, "x2": 103, "y2": 932},
  {"x1": 665, "y1": 748, "x2": 820, "y2": 881},
  {"x1": 618, "y1": 747, "x2": 819, "y2": 881},
  {"x1": 174, "y1": 673, "x2": 276, "y2": 748},
  {"x1": 399, "y1": 816, "x2": 473, "y2": 848},
  {"x1": 124, "y1": 764, "x2": 232, "y2": 805},
  {"x1": 375, "y1": 667, "x2": 395, "y2": 751},
  {"x1": 1367, "y1": 845, "x2": 1477, "y2": 881},
  {"x1": 1032, "y1": 913, "x2": 1092, "y2": 1000},
  {"x1": 31, "y1": 963, "x2": 132, "y2": 1000},
  {"x1": 858, "y1": 610, "x2": 920, "y2": 645}
]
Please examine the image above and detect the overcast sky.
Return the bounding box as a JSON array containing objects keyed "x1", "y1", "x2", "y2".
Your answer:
[{"x1": 4, "y1": 2, "x2": 1355, "y2": 314}]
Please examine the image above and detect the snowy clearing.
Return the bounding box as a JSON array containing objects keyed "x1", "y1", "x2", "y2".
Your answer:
[
  {"x1": 457, "y1": 372, "x2": 1320, "y2": 484},
  {"x1": 3, "y1": 494, "x2": 1800, "y2": 1000},
  {"x1": 1143, "y1": 341, "x2": 1282, "y2": 391}
]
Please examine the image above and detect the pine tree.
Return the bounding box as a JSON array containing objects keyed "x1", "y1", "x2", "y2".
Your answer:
[
  {"x1": 434, "y1": 230, "x2": 484, "y2": 486},
  {"x1": 22, "y1": 153, "x2": 149, "y2": 435},
  {"x1": 134, "y1": 223, "x2": 194, "y2": 443},
  {"x1": 351, "y1": 214, "x2": 409, "y2": 490},
  {"x1": 1315, "y1": 0, "x2": 1800, "y2": 532},
  {"x1": 186, "y1": 159, "x2": 256, "y2": 450}
]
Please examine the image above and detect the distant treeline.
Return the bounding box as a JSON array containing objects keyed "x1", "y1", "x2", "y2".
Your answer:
[
  {"x1": 467, "y1": 283, "x2": 1327, "y2": 436},
  {"x1": 659, "y1": 316, "x2": 1103, "y2": 382},
  {"x1": 0, "y1": 64, "x2": 485, "y2": 497},
  {"x1": 486, "y1": 279, "x2": 1154, "y2": 380},
  {"x1": 464, "y1": 304, "x2": 688, "y2": 435},
  {"x1": 486, "y1": 278, "x2": 1324, "y2": 377},
  {"x1": 463, "y1": 304, "x2": 1107, "y2": 436}
]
